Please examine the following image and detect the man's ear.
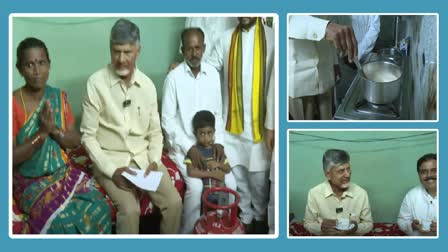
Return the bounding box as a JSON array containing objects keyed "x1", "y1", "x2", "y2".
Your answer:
[
  {"x1": 137, "y1": 45, "x2": 141, "y2": 56},
  {"x1": 324, "y1": 170, "x2": 331, "y2": 180}
]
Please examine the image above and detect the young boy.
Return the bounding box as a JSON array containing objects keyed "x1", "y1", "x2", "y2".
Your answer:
[{"x1": 184, "y1": 110, "x2": 232, "y2": 205}]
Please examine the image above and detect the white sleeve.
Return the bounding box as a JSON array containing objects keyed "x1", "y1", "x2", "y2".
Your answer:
[
  {"x1": 207, "y1": 35, "x2": 225, "y2": 71},
  {"x1": 397, "y1": 192, "x2": 416, "y2": 236},
  {"x1": 288, "y1": 15, "x2": 330, "y2": 41},
  {"x1": 161, "y1": 75, "x2": 195, "y2": 155},
  {"x1": 213, "y1": 72, "x2": 225, "y2": 145},
  {"x1": 357, "y1": 15, "x2": 380, "y2": 59}
]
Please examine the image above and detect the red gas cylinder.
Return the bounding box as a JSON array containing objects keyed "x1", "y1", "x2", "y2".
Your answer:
[{"x1": 194, "y1": 187, "x2": 245, "y2": 234}]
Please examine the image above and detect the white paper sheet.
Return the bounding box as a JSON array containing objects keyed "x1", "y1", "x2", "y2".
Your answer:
[{"x1": 122, "y1": 167, "x2": 163, "y2": 192}]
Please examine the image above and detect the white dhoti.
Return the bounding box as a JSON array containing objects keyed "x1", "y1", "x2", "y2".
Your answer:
[
  {"x1": 225, "y1": 134, "x2": 270, "y2": 224},
  {"x1": 268, "y1": 151, "x2": 275, "y2": 234}
]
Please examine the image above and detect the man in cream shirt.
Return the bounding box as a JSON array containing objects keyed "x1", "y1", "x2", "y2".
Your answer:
[
  {"x1": 397, "y1": 153, "x2": 437, "y2": 236},
  {"x1": 304, "y1": 149, "x2": 373, "y2": 236},
  {"x1": 288, "y1": 15, "x2": 358, "y2": 120},
  {"x1": 81, "y1": 18, "x2": 182, "y2": 234}
]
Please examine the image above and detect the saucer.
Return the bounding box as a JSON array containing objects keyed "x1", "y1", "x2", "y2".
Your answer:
[{"x1": 336, "y1": 223, "x2": 355, "y2": 231}]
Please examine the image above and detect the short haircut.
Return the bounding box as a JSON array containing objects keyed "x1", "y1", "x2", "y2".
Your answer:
[
  {"x1": 16, "y1": 37, "x2": 50, "y2": 69},
  {"x1": 322, "y1": 149, "x2": 350, "y2": 172},
  {"x1": 192, "y1": 110, "x2": 215, "y2": 133},
  {"x1": 110, "y1": 18, "x2": 140, "y2": 47},
  {"x1": 180, "y1": 27, "x2": 205, "y2": 47},
  {"x1": 417, "y1": 153, "x2": 437, "y2": 173}
]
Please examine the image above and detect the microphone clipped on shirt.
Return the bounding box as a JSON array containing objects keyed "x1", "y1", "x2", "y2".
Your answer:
[{"x1": 123, "y1": 99, "x2": 132, "y2": 108}]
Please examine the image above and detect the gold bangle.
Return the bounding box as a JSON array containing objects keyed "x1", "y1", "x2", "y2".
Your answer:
[{"x1": 31, "y1": 135, "x2": 41, "y2": 145}]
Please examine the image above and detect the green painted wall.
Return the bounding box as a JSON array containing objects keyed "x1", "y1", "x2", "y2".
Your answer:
[
  {"x1": 289, "y1": 131, "x2": 437, "y2": 223},
  {"x1": 12, "y1": 17, "x2": 186, "y2": 124}
]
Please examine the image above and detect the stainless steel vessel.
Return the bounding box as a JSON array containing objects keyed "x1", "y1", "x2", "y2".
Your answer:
[
  {"x1": 378, "y1": 48, "x2": 403, "y2": 66},
  {"x1": 362, "y1": 61, "x2": 402, "y2": 104}
]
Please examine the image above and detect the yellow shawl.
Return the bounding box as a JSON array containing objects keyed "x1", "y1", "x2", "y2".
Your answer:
[{"x1": 226, "y1": 18, "x2": 266, "y2": 143}]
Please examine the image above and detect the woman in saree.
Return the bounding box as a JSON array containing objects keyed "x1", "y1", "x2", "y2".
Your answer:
[{"x1": 12, "y1": 37, "x2": 112, "y2": 234}]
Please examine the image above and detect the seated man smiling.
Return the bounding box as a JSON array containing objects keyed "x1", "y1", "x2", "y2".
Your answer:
[
  {"x1": 303, "y1": 149, "x2": 373, "y2": 236},
  {"x1": 397, "y1": 153, "x2": 437, "y2": 236}
]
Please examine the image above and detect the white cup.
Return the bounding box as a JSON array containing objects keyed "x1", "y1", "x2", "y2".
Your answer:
[
  {"x1": 337, "y1": 218, "x2": 350, "y2": 230},
  {"x1": 421, "y1": 220, "x2": 431, "y2": 231}
]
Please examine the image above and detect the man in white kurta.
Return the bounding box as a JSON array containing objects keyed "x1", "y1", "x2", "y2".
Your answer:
[
  {"x1": 288, "y1": 15, "x2": 357, "y2": 120},
  {"x1": 162, "y1": 28, "x2": 236, "y2": 234},
  {"x1": 208, "y1": 17, "x2": 274, "y2": 233},
  {"x1": 397, "y1": 154, "x2": 437, "y2": 236}
]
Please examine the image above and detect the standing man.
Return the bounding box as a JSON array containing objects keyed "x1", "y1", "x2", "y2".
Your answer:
[
  {"x1": 288, "y1": 15, "x2": 358, "y2": 120},
  {"x1": 81, "y1": 18, "x2": 182, "y2": 234},
  {"x1": 397, "y1": 153, "x2": 437, "y2": 236},
  {"x1": 304, "y1": 149, "x2": 373, "y2": 236},
  {"x1": 162, "y1": 27, "x2": 237, "y2": 234},
  {"x1": 209, "y1": 17, "x2": 275, "y2": 233}
]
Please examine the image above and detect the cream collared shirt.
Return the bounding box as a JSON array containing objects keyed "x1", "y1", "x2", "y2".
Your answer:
[
  {"x1": 80, "y1": 65, "x2": 163, "y2": 178},
  {"x1": 304, "y1": 180, "x2": 373, "y2": 236}
]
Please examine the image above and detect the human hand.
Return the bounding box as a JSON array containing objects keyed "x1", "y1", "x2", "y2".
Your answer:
[
  {"x1": 416, "y1": 220, "x2": 437, "y2": 235},
  {"x1": 207, "y1": 160, "x2": 222, "y2": 170},
  {"x1": 144, "y1": 162, "x2": 158, "y2": 177},
  {"x1": 430, "y1": 221, "x2": 437, "y2": 233},
  {"x1": 321, "y1": 218, "x2": 337, "y2": 233},
  {"x1": 264, "y1": 129, "x2": 275, "y2": 153},
  {"x1": 211, "y1": 169, "x2": 225, "y2": 181},
  {"x1": 112, "y1": 167, "x2": 137, "y2": 191},
  {"x1": 212, "y1": 144, "x2": 225, "y2": 162},
  {"x1": 334, "y1": 64, "x2": 341, "y2": 82},
  {"x1": 411, "y1": 219, "x2": 421, "y2": 231},
  {"x1": 187, "y1": 146, "x2": 204, "y2": 170},
  {"x1": 39, "y1": 100, "x2": 56, "y2": 134},
  {"x1": 325, "y1": 22, "x2": 358, "y2": 63}
]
